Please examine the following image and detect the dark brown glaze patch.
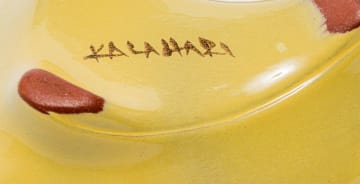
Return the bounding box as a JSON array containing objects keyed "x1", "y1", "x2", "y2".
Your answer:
[
  {"x1": 18, "y1": 69, "x2": 105, "y2": 114},
  {"x1": 314, "y1": 0, "x2": 360, "y2": 33}
]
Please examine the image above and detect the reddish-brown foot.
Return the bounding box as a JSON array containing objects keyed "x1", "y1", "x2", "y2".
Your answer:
[
  {"x1": 314, "y1": 0, "x2": 360, "y2": 33},
  {"x1": 18, "y1": 69, "x2": 105, "y2": 114}
]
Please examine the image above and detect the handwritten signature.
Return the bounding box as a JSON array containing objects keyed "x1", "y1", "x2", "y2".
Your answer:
[{"x1": 84, "y1": 37, "x2": 234, "y2": 62}]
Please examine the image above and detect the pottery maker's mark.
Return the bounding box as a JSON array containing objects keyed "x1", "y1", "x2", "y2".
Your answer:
[{"x1": 84, "y1": 37, "x2": 234, "y2": 62}]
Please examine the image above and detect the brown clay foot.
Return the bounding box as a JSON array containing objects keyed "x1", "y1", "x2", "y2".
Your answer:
[
  {"x1": 18, "y1": 69, "x2": 105, "y2": 114},
  {"x1": 314, "y1": 0, "x2": 360, "y2": 33}
]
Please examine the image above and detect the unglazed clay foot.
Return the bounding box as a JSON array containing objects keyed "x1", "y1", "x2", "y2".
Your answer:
[{"x1": 18, "y1": 69, "x2": 104, "y2": 114}]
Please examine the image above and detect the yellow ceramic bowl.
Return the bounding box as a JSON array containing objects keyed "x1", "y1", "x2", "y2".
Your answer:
[{"x1": 0, "y1": 0, "x2": 360, "y2": 183}]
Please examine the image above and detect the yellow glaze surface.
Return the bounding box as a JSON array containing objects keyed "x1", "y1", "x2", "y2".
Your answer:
[{"x1": 0, "y1": 0, "x2": 360, "y2": 183}]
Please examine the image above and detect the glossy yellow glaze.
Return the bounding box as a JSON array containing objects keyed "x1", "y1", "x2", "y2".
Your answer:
[{"x1": 0, "y1": 0, "x2": 360, "y2": 183}]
